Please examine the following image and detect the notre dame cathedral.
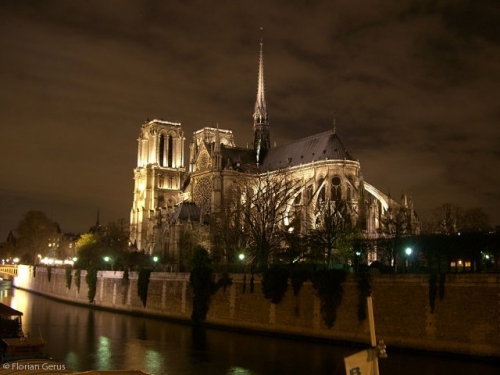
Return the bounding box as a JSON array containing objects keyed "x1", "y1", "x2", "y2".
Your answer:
[{"x1": 129, "y1": 39, "x2": 419, "y2": 263}]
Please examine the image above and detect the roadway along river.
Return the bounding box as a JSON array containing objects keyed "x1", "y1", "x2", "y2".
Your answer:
[{"x1": 1, "y1": 285, "x2": 498, "y2": 374}]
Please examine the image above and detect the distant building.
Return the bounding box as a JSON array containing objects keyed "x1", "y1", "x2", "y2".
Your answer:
[
  {"x1": 0, "y1": 231, "x2": 17, "y2": 260},
  {"x1": 130, "y1": 39, "x2": 419, "y2": 263}
]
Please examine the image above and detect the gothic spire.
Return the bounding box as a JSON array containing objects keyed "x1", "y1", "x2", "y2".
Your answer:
[
  {"x1": 254, "y1": 37, "x2": 268, "y2": 125},
  {"x1": 253, "y1": 29, "x2": 270, "y2": 163}
]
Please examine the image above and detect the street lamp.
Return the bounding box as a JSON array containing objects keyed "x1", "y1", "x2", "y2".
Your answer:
[
  {"x1": 405, "y1": 248, "x2": 412, "y2": 273},
  {"x1": 354, "y1": 251, "x2": 361, "y2": 272},
  {"x1": 238, "y1": 253, "x2": 246, "y2": 273},
  {"x1": 103, "y1": 256, "x2": 113, "y2": 270},
  {"x1": 152, "y1": 256, "x2": 159, "y2": 270}
]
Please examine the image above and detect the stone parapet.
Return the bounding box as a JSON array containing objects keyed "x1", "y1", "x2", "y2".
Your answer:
[{"x1": 12, "y1": 265, "x2": 500, "y2": 358}]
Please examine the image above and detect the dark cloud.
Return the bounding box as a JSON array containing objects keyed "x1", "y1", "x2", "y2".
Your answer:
[{"x1": 1, "y1": 0, "x2": 499, "y2": 239}]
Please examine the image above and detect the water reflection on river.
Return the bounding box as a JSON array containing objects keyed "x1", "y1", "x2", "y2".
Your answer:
[{"x1": 1, "y1": 286, "x2": 497, "y2": 375}]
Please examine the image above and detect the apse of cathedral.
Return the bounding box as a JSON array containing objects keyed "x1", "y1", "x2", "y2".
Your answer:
[{"x1": 129, "y1": 39, "x2": 419, "y2": 260}]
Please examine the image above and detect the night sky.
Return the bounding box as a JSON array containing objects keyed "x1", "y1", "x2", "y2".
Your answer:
[{"x1": 1, "y1": 0, "x2": 499, "y2": 240}]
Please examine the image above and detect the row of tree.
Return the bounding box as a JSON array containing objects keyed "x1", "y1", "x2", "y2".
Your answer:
[
  {"x1": 2, "y1": 198, "x2": 497, "y2": 274},
  {"x1": 206, "y1": 171, "x2": 496, "y2": 272},
  {"x1": 208, "y1": 172, "x2": 363, "y2": 270}
]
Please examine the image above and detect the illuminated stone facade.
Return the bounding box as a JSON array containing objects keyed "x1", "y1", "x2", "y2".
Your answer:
[
  {"x1": 130, "y1": 40, "x2": 419, "y2": 258},
  {"x1": 129, "y1": 120, "x2": 185, "y2": 252}
]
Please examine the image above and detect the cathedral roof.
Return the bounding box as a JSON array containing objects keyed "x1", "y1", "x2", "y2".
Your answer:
[
  {"x1": 220, "y1": 146, "x2": 256, "y2": 171},
  {"x1": 169, "y1": 202, "x2": 201, "y2": 222},
  {"x1": 260, "y1": 129, "x2": 356, "y2": 171}
]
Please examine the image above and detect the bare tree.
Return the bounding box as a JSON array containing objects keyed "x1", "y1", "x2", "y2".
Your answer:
[
  {"x1": 210, "y1": 184, "x2": 248, "y2": 267},
  {"x1": 279, "y1": 213, "x2": 309, "y2": 265},
  {"x1": 16, "y1": 210, "x2": 58, "y2": 265},
  {"x1": 308, "y1": 199, "x2": 355, "y2": 267},
  {"x1": 377, "y1": 206, "x2": 413, "y2": 272},
  {"x1": 237, "y1": 169, "x2": 302, "y2": 269},
  {"x1": 99, "y1": 219, "x2": 130, "y2": 269},
  {"x1": 462, "y1": 207, "x2": 491, "y2": 233},
  {"x1": 427, "y1": 203, "x2": 491, "y2": 235},
  {"x1": 428, "y1": 203, "x2": 464, "y2": 235}
]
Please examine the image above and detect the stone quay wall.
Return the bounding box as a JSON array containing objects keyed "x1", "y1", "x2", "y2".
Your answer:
[{"x1": 12, "y1": 265, "x2": 500, "y2": 358}]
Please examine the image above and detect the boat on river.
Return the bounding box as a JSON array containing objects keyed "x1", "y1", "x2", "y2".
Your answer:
[
  {"x1": 0, "y1": 303, "x2": 149, "y2": 374},
  {"x1": 0, "y1": 303, "x2": 49, "y2": 363}
]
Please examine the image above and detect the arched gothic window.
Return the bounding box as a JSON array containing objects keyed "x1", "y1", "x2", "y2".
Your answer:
[
  {"x1": 159, "y1": 134, "x2": 166, "y2": 166},
  {"x1": 168, "y1": 135, "x2": 173, "y2": 167},
  {"x1": 159, "y1": 133, "x2": 174, "y2": 167},
  {"x1": 331, "y1": 176, "x2": 342, "y2": 201}
]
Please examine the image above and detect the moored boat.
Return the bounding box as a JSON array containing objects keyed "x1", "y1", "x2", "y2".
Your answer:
[
  {"x1": 0, "y1": 303, "x2": 23, "y2": 339},
  {"x1": 0, "y1": 303, "x2": 149, "y2": 374},
  {"x1": 0, "y1": 303, "x2": 49, "y2": 363}
]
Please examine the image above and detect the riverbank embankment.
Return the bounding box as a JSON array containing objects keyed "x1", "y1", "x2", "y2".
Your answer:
[{"x1": 12, "y1": 265, "x2": 500, "y2": 359}]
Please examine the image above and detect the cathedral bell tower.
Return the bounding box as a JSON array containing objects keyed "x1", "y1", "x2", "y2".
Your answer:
[
  {"x1": 253, "y1": 36, "x2": 270, "y2": 164},
  {"x1": 130, "y1": 119, "x2": 185, "y2": 254}
]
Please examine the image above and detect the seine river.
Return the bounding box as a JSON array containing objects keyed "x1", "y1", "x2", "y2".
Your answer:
[{"x1": 1, "y1": 286, "x2": 497, "y2": 375}]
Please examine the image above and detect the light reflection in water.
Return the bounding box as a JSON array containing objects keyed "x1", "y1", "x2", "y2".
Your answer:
[
  {"x1": 65, "y1": 352, "x2": 79, "y2": 371},
  {"x1": 9, "y1": 290, "x2": 29, "y2": 322},
  {"x1": 226, "y1": 366, "x2": 255, "y2": 375},
  {"x1": 97, "y1": 336, "x2": 112, "y2": 370},
  {"x1": 0, "y1": 287, "x2": 498, "y2": 375},
  {"x1": 144, "y1": 350, "x2": 164, "y2": 375}
]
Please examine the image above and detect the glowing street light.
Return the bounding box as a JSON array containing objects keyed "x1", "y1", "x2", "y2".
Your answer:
[
  {"x1": 153, "y1": 256, "x2": 159, "y2": 263},
  {"x1": 238, "y1": 253, "x2": 245, "y2": 261},
  {"x1": 405, "y1": 248, "x2": 412, "y2": 273},
  {"x1": 103, "y1": 256, "x2": 114, "y2": 270}
]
